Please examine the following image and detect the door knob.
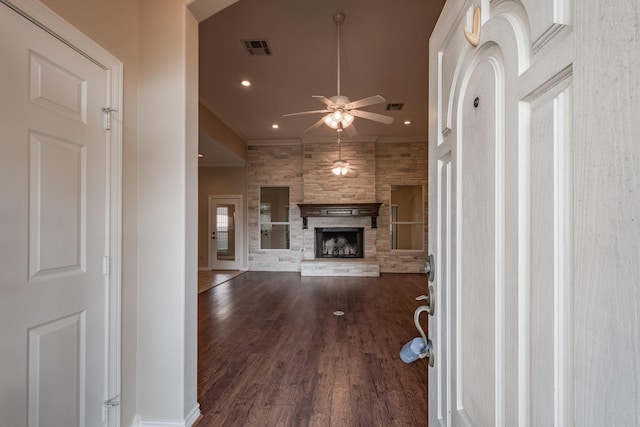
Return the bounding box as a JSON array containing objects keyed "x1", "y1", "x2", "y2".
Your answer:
[
  {"x1": 415, "y1": 309, "x2": 435, "y2": 367},
  {"x1": 416, "y1": 285, "x2": 435, "y2": 316},
  {"x1": 401, "y1": 305, "x2": 436, "y2": 367},
  {"x1": 425, "y1": 254, "x2": 435, "y2": 282}
]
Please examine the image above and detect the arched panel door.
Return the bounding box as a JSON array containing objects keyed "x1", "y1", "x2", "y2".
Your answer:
[{"x1": 428, "y1": 1, "x2": 578, "y2": 425}]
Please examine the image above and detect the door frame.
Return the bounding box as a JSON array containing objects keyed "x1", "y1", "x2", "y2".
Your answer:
[
  {"x1": 208, "y1": 195, "x2": 244, "y2": 270},
  {"x1": 3, "y1": 0, "x2": 124, "y2": 424}
]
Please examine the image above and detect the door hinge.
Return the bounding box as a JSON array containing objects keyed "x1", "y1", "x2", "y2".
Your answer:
[
  {"x1": 102, "y1": 107, "x2": 118, "y2": 130},
  {"x1": 103, "y1": 396, "x2": 120, "y2": 422},
  {"x1": 103, "y1": 256, "x2": 110, "y2": 276}
]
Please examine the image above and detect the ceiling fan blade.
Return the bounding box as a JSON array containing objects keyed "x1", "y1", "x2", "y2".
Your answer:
[
  {"x1": 312, "y1": 95, "x2": 335, "y2": 107},
  {"x1": 283, "y1": 109, "x2": 330, "y2": 117},
  {"x1": 351, "y1": 109, "x2": 394, "y2": 125},
  {"x1": 304, "y1": 117, "x2": 326, "y2": 133},
  {"x1": 348, "y1": 95, "x2": 385, "y2": 109}
]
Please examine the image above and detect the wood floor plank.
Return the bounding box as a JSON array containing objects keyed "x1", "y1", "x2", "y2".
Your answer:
[{"x1": 198, "y1": 272, "x2": 429, "y2": 426}]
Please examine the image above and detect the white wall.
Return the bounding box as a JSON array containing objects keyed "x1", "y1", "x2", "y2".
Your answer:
[
  {"x1": 137, "y1": 0, "x2": 198, "y2": 422},
  {"x1": 184, "y1": 5, "x2": 199, "y2": 416}
]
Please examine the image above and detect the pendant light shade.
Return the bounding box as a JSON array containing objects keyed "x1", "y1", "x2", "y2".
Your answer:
[
  {"x1": 324, "y1": 109, "x2": 354, "y2": 129},
  {"x1": 331, "y1": 133, "x2": 349, "y2": 175},
  {"x1": 331, "y1": 159, "x2": 350, "y2": 175}
]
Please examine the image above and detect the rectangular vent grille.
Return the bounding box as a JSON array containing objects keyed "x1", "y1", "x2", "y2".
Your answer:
[
  {"x1": 242, "y1": 40, "x2": 271, "y2": 56},
  {"x1": 386, "y1": 103, "x2": 404, "y2": 111}
]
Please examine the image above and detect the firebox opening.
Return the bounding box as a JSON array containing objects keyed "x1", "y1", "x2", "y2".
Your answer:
[{"x1": 315, "y1": 227, "x2": 364, "y2": 258}]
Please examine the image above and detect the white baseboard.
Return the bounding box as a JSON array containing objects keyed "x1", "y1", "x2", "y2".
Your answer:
[
  {"x1": 185, "y1": 404, "x2": 201, "y2": 426},
  {"x1": 130, "y1": 403, "x2": 201, "y2": 427},
  {"x1": 199, "y1": 267, "x2": 249, "y2": 272}
]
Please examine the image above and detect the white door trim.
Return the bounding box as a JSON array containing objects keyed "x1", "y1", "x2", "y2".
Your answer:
[{"x1": 2, "y1": 1, "x2": 124, "y2": 424}]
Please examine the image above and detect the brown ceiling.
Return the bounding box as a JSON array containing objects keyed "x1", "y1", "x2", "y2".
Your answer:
[{"x1": 198, "y1": 0, "x2": 445, "y2": 160}]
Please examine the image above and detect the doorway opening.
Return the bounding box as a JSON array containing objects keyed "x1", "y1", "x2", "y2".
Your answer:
[{"x1": 208, "y1": 195, "x2": 244, "y2": 270}]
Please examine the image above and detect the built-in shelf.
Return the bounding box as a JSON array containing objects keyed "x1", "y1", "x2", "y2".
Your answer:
[{"x1": 297, "y1": 203, "x2": 382, "y2": 229}]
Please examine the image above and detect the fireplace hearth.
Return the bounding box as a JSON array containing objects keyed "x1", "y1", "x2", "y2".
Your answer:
[{"x1": 315, "y1": 227, "x2": 364, "y2": 258}]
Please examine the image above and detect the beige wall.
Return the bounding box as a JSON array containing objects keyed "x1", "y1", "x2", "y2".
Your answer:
[
  {"x1": 198, "y1": 166, "x2": 248, "y2": 269},
  {"x1": 199, "y1": 102, "x2": 247, "y2": 161},
  {"x1": 184, "y1": 3, "x2": 200, "y2": 415},
  {"x1": 137, "y1": 0, "x2": 198, "y2": 420}
]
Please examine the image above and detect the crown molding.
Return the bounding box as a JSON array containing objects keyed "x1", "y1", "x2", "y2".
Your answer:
[
  {"x1": 301, "y1": 135, "x2": 378, "y2": 144},
  {"x1": 376, "y1": 136, "x2": 428, "y2": 144},
  {"x1": 198, "y1": 160, "x2": 246, "y2": 168},
  {"x1": 247, "y1": 138, "x2": 302, "y2": 146},
  {"x1": 246, "y1": 135, "x2": 427, "y2": 145}
]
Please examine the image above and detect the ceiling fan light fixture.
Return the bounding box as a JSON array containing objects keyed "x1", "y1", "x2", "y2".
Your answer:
[
  {"x1": 324, "y1": 114, "x2": 336, "y2": 127},
  {"x1": 324, "y1": 109, "x2": 354, "y2": 129},
  {"x1": 342, "y1": 112, "x2": 354, "y2": 126},
  {"x1": 331, "y1": 159, "x2": 350, "y2": 176},
  {"x1": 282, "y1": 12, "x2": 392, "y2": 133}
]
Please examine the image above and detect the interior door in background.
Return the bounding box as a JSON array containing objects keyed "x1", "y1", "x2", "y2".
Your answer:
[{"x1": 209, "y1": 196, "x2": 243, "y2": 270}]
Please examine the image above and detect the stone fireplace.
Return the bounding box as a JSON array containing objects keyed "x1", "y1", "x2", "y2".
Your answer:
[
  {"x1": 298, "y1": 203, "x2": 381, "y2": 277},
  {"x1": 245, "y1": 140, "x2": 427, "y2": 274},
  {"x1": 315, "y1": 227, "x2": 364, "y2": 258}
]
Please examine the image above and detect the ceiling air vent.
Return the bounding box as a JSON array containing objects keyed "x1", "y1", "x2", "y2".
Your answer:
[
  {"x1": 386, "y1": 103, "x2": 404, "y2": 111},
  {"x1": 242, "y1": 40, "x2": 272, "y2": 56}
]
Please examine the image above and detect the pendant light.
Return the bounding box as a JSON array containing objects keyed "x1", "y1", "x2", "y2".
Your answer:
[{"x1": 331, "y1": 132, "x2": 350, "y2": 175}]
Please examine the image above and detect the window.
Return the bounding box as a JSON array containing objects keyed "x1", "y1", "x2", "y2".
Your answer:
[
  {"x1": 390, "y1": 185, "x2": 424, "y2": 250},
  {"x1": 216, "y1": 206, "x2": 229, "y2": 252},
  {"x1": 259, "y1": 187, "x2": 290, "y2": 249}
]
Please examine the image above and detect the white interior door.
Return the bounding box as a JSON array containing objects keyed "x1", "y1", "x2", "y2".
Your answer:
[
  {"x1": 209, "y1": 196, "x2": 243, "y2": 270},
  {"x1": 429, "y1": 1, "x2": 575, "y2": 425},
  {"x1": 0, "y1": 2, "x2": 121, "y2": 426}
]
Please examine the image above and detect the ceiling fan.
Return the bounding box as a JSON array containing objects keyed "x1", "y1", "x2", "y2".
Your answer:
[{"x1": 283, "y1": 12, "x2": 394, "y2": 136}]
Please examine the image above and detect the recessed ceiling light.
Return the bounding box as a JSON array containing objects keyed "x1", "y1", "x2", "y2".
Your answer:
[
  {"x1": 271, "y1": 123, "x2": 279, "y2": 129},
  {"x1": 403, "y1": 120, "x2": 412, "y2": 125},
  {"x1": 198, "y1": 153, "x2": 204, "y2": 158},
  {"x1": 240, "y1": 80, "x2": 251, "y2": 87}
]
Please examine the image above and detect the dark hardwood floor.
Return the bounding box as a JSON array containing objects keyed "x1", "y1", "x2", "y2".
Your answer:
[{"x1": 197, "y1": 272, "x2": 429, "y2": 426}]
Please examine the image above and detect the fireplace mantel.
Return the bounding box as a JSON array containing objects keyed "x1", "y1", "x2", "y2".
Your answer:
[{"x1": 297, "y1": 203, "x2": 382, "y2": 229}]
